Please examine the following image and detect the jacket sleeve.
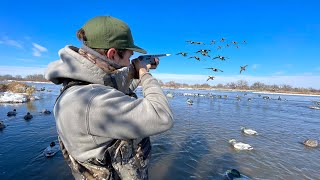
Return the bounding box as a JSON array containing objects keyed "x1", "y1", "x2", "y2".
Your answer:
[
  {"x1": 87, "y1": 73, "x2": 174, "y2": 139},
  {"x1": 129, "y1": 79, "x2": 141, "y2": 91}
]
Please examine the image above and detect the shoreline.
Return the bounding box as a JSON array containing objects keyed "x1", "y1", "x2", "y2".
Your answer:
[
  {"x1": 162, "y1": 87, "x2": 320, "y2": 97},
  {"x1": 251, "y1": 91, "x2": 320, "y2": 97},
  {"x1": 2, "y1": 80, "x2": 320, "y2": 97}
]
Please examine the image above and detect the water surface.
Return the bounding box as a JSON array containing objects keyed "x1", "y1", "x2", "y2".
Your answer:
[{"x1": 1, "y1": 83, "x2": 319, "y2": 179}]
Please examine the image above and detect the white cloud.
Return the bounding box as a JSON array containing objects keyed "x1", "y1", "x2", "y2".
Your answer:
[
  {"x1": 0, "y1": 36, "x2": 23, "y2": 48},
  {"x1": 252, "y1": 64, "x2": 260, "y2": 69},
  {"x1": 273, "y1": 71, "x2": 285, "y2": 75},
  {"x1": 16, "y1": 58, "x2": 36, "y2": 62},
  {"x1": 153, "y1": 73, "x2": 320, "y2": 89},
  {"x1": 32, "y1": 48, "x2": 42, "y2": 57},
  {"x1": 32, "y1": 43, "x2": 48, "y2": 57},
  {"x1": 0, "y1": 66, "x2": 46, "y2": 76}
]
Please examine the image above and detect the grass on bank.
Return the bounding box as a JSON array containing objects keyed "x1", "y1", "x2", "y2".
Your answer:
[{"x1": 0, "y1": 82, "x2": 36, "y2": 97}]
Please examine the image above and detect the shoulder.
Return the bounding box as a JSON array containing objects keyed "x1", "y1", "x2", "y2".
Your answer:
[{"x1": 58, "y1": 84, "x2": 117, "y2": 103}]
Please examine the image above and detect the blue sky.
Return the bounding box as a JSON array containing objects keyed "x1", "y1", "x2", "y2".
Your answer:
[{"x1": 1, "y1": 0, "x2": 320, "y2": 88}]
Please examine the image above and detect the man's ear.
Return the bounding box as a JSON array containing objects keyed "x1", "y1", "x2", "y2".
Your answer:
[{"x1": 106, "y1": 48, "x2": 116, "y2": 59}]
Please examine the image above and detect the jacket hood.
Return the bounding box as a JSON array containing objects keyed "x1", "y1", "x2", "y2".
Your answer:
[{"x1": 45, "y1": 45, "x2": 133, "y2": 94}]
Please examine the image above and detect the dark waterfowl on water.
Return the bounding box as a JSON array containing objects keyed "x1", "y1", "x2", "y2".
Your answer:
[
  {"x1": 7, "y1": 109, "x2": 17, "y2": 117},
  {"x1": 24, "y1": 112, "x2": 33, "y2": 120},
  {"x1": 224, "y1": 169, "x2": 251, "y2": 180},
  {"x1": 262, "y1": 96, "x2": 270, "y2": 100},
  {"x1": 0, "y1": 121, "x2": 6, "y2": 129},
  {"x1": 41, "y1": 109, "x2": 51, "y2": 115}
]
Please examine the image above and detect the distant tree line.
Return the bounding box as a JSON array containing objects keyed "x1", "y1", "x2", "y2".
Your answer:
[
  {"x1": 0, "y1": 74, "x2": 48, "y2": 82},
  {"x1": 159, "y1": 80, "x2": 320, "y2": 95},
  {"x1": 1, "y1": 74, "x2": 319, "y2": 94}
]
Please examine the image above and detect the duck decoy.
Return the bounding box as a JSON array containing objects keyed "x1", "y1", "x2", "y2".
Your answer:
[
  {"x1": 186, "y1": 98, "x2": 193, "y2": 105},
  {"x1": 7, "y1": 109, "x2": 17, "y2": 117},
  {"x1": 0, "y1": 121, "x2": 6, "y2": 129},
  {"x1": 241, "y1": 127, "x2": 258, "y2": 135},
  {"x1": 303, "y1": 139, "x2": 318, "y2": 148},
  {"x1": 229, "y1": 139, "x2": 253, "y2": 150},
  {"x1": 24, "y1": 112, "x2": 33, "y2": 120}
]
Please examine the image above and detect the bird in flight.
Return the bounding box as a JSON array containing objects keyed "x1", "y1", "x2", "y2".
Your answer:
[
  {"x1": 240, "y1": 65, "x2": 248, "y2": 74},
  {"x1": 205, "y1": 67, "x2": 223, "y2": 72},
  {"x1": 186, "y1": 40, "x2": 204, "y2": 45},
  {"x1": 189, "y1": 56, "x2": 201, "y2": 61},
  {"x1": 195, "y1": 49, "x2": 211, "y2": 53},
  {"x1": 207, "y1": 76, "x2": 215, "y2": 81},
  {"x1": 195, "y1": 49, "x2": 211, "y2": 57},
  {"x1": 220, "y1": 38, "x2": 225, "y2": 42},
  {"x1": 176, "y1": 52, "x2": 188, "y2": 56},
  {"x1": 217, "y1": 46, "x2": 222, "y2": 50},
  {"x1": 212, "y1": 55, "x2": 228, "y2": 61},
  {"x1": 242, "y1": 40, "x2": 247, "y2": 44},
  {"x1": 232, "y1": 41, "x2": 238, "y2": 45},
  {"x1": 210, "y1": 40, "x2": 216, "y2": 45}
]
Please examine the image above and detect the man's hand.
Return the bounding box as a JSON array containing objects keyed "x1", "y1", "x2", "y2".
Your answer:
[
  {"x1": 147, "y1": 58, "x2": 159, "y2": 70},
  {"x1": 131, "y1": 58, "x2": 148, "y2": 78},
  {"x1": 131, "y1": 57, "x2": 160, "y2": 79}
]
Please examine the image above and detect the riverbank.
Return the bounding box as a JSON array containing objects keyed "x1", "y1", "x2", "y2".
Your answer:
[
  {"x1": 2, "y1": 80, "x2": 320, "y2": 97},
  {"x1": 163, "y1": 87, "x2": 320, "y2": 96}
]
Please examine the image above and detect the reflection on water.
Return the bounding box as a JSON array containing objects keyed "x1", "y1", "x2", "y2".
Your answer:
[
  {"x1": 1, "y1": 84, "x2": 320, "y2": 179},
  {"x1": 26, "y1": 102, "x2": 36, "y2": 111}
]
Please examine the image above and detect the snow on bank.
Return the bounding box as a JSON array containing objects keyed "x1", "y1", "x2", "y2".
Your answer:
[
  {"x1": 3, "y1": 80, "x2": 53, "y2": 84},
  {"x1": 0, "y1": 92, "x2": 40, "y2": 103},
  {"x1": 252, "y1": 91, "x2": 320, "y2": 97}
]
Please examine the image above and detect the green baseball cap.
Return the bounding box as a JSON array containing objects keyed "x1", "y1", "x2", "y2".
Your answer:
[{"x1": 82, "y1": 16, "x2": 147, "y2": 54}]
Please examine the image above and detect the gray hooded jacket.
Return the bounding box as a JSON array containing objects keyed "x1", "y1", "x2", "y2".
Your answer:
[{"x1": 45, "y1": 45, "x2": 173, "y2": 163}]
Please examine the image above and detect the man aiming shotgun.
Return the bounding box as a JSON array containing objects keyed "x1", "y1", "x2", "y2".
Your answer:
[{"x1": 45, "y1": 15, "x2": 174, "y2": 180}]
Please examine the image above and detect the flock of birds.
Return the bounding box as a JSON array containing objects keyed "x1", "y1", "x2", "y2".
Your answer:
[{"x1": 176, "y1": 38, "x2": 248, "y2": 82}]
